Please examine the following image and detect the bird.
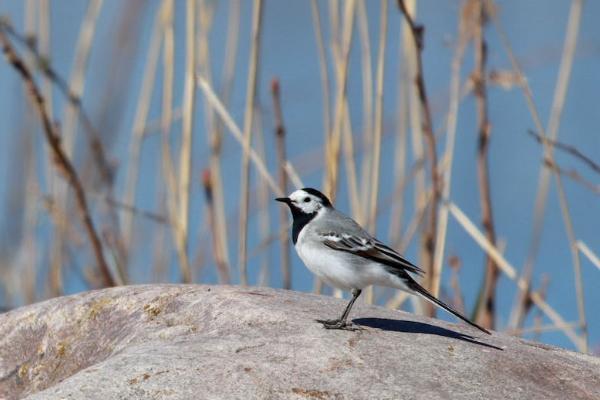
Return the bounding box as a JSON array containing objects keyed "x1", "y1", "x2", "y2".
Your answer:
[{"x1": 276, "y1": 187, "x2": 490, "y2": 334}]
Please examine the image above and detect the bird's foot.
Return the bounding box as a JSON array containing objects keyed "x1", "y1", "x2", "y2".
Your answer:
[{"x1": 316, "y1": 318, "x2": 362, "y2": 331}]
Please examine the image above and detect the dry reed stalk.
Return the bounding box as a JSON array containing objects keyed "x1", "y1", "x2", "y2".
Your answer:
[
  {"x1": 30, "y1": 1, "x2": 63, "y2": 297},
  {"x1": 196, "y1": 0, "x2": 231, "y2": 283},
  {"x1": 321, "y1": 1, "x2": 339, "y2": 262},
  {"x1": 312, "y1": 1, "x2": 360, "y2": 221},
  {"x1": 378, "y1": 160, "x2": 423, "y2": 231},
  {"x1": 315, "y1": 0, "x2": 356, "y2": 299},
  {"x1": 0, "y1": 30, "x2": 115, "y2": 287},
  {"x1": 272, "y1": 79, "x2": 291, "y2": 289},
  {"x1": 385, "y1": 187, "x2": 433, "y2": 309},
  {"x1": 472, "y1": 0, "x2": 498, "y2": 331},
  {"x1": 387, "y1": 52, "x2": 408, "y2": 246},
  {"x1": 341, "y1": 101, "x2": 362, "y2": 220},
  {"x1": 62, "y1": 0, "x2": 104, "y2": 157},
  {"x1": 202, "y1": 170, "x2": 230, "y2": 283},
  {"x1": 324, "y1": 3, "x2": 361, "y2": 220},
  {"x1": 38, "y1": 0, "x2": 53, "y2": 118},
  {"x1": 221, "y1": 0, "x2": 240, "y2": 104},
  {"x1": 431, "y1": 1, "x2": 471, "y2": 299},
  {"x1": 356, "y1": 0, "x2": 374, "y2": 215},
  {"x1": 384, "y1": 291, "x2": 409, "y2": 310},
  {"x1": 447, "y1": 201, "x2": 586, "y2": 351},
  {"x1": 577, "y1": 241, "x2": 600, "y2": 271},
  {"x1": 158, "y1": 0, "x2": 191, "y2": 286},
  {"x1": 310, "y1": 0, "x2": 332, "y2": 149},
  {"x1": 197, "y1": 77, "x2": 281, "y2": 194},
  {"x1": 489, "y1": 0, "x2": 585, "y2": 336},
  {"x1": 21, "y1": 129, "x2": 40, "y2": 303},
  {"x1": 238, "y1": 0, "x2": 264, "y2": 286},
  {"x1": 531, "y1": 275, "x2": 550, "y2": 342},
  {"x1": 159, "y1": 0, "x2": 178, "y2": 211},
  {"x1": 254, "y1": 109, "x2": 272, "y2": 286},
  {"x1": 284, "y1": 161, "x2": 304, "y2": 189},
  {"x1": 552, "y1": 166, "x2": 588, "y2": 352},
  {"x1": 398, "y1": 188, "x2": 433, "y2": 254},
  {"x1": 510, "y1": 322, "x2": 580, "y2": 336},
  {"x1": 400, "y1": 0, "x2": 425, "y2": 253},
  {"x1": 122, "y1": 5, "x2": 163, "y2": 254},
  {"x1": 142, "y1": 108, "x2": 182, "y2": 137},
  {"x1": 362, "y1": 0, "x2": 388, "y2": 305},
  {"x1": 210, "y1": 0, "x2": 241, "y2": 279},
  {"x1": 397, "y1": 0, "x2": 441, "y2": 316},
  {"x1": 151, "y1": 196, "x2": 169, "y2": 282},
  {"x1": 324, "y1": 0, "x2": 339, "y2": 212},
  {"x1": 448, "y1": 255, "x2": 465, "y2": 314},
  {"x1": 176, "y1": 0, "x2": 198, "y2": 284},
  {"x1": 366, "y1": 0, "x2": 388, "y2": 233},
  {"x1": 328, "y1": 0, "x2": 340, "y2": 62},
  {"x1": 323, "y1": 0, "x2": 355, "y2": 203}
]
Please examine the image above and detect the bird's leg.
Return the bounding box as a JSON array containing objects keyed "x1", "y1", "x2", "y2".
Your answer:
[{"x1": 317, "y1": 289, "x2": 362, "y2": 330}]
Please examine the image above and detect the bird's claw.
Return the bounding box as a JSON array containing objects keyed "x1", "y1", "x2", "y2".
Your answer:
[{"x1": 316, "y1": 318, "x2": 362, "y2": 331}]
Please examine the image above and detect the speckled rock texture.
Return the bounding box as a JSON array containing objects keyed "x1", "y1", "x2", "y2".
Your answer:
[{"x1": 0, "y1": 284, "x2": 598, "y2": 399}]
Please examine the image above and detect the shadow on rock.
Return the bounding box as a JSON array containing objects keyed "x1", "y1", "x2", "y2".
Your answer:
[{"x1": 354, "y1": 318, "x2": 503, "y2": 351}]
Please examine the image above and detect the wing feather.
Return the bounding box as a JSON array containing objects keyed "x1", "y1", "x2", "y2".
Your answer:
[{"x1": 319, "y1": 232, "x2": 424, "y2": 276}]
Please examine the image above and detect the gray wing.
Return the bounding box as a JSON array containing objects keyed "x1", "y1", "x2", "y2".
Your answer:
[{"x1": 318, "y1": 229, "x2": 424, "y2": 277}]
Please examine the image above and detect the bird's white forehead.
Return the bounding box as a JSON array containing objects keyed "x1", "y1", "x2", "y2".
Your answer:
[{"x1": 289, "y1": 189, "x2": 311, "y2": 201}]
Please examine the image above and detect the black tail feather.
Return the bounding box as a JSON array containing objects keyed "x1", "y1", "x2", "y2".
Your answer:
[{"x1": 407, "y1": 280, "x2": 491, "y2": 335}]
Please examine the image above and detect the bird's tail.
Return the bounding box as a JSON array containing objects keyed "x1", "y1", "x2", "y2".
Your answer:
[{"x1": 406, "y1": 279, "x2": 491, "y2": 335}]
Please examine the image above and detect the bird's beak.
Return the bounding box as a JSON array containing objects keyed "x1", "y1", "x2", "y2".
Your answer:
[{"x1": 275, "y1": 197, "x2": 291, "y2": 204}]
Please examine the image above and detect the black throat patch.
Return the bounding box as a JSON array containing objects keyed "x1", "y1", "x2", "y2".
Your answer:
[{"x1": 290, "y1": 206, "x2": 318, "y2": 245}]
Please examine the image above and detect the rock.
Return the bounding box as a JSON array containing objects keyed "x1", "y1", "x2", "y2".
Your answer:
[{"x1": 0, "y1": 285, "x2": 598, "y2": 400}]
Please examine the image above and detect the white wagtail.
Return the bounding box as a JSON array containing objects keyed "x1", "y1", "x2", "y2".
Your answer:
[{"x1": 276, "y1": 188, "x2": 490, "y2": 334}]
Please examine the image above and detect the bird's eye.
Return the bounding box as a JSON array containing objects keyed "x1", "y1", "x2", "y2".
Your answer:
[{"x1": 303, "y1": 197, "x2": 310, "y2": 203}]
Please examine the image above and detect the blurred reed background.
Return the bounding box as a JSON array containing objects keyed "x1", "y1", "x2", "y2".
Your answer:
[{"x1": 0, "y1": 0, "x2": 599, "y2": 354}]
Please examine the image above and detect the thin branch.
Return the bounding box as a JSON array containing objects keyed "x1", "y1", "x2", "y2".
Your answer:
[
  {"x1": 543, "y1": 158, "x2": 600, "y2": 195},
  {"x1": 528, "y1": 130, "x2": 600, "y2": 175},
  {"x1": 0, "y1": 30, "x2": 115, "y2": 287}
]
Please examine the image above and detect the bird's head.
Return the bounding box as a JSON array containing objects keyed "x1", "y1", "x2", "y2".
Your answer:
[{"x1": 275, "y1": 188, "x2": 332, "y2": 217}]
